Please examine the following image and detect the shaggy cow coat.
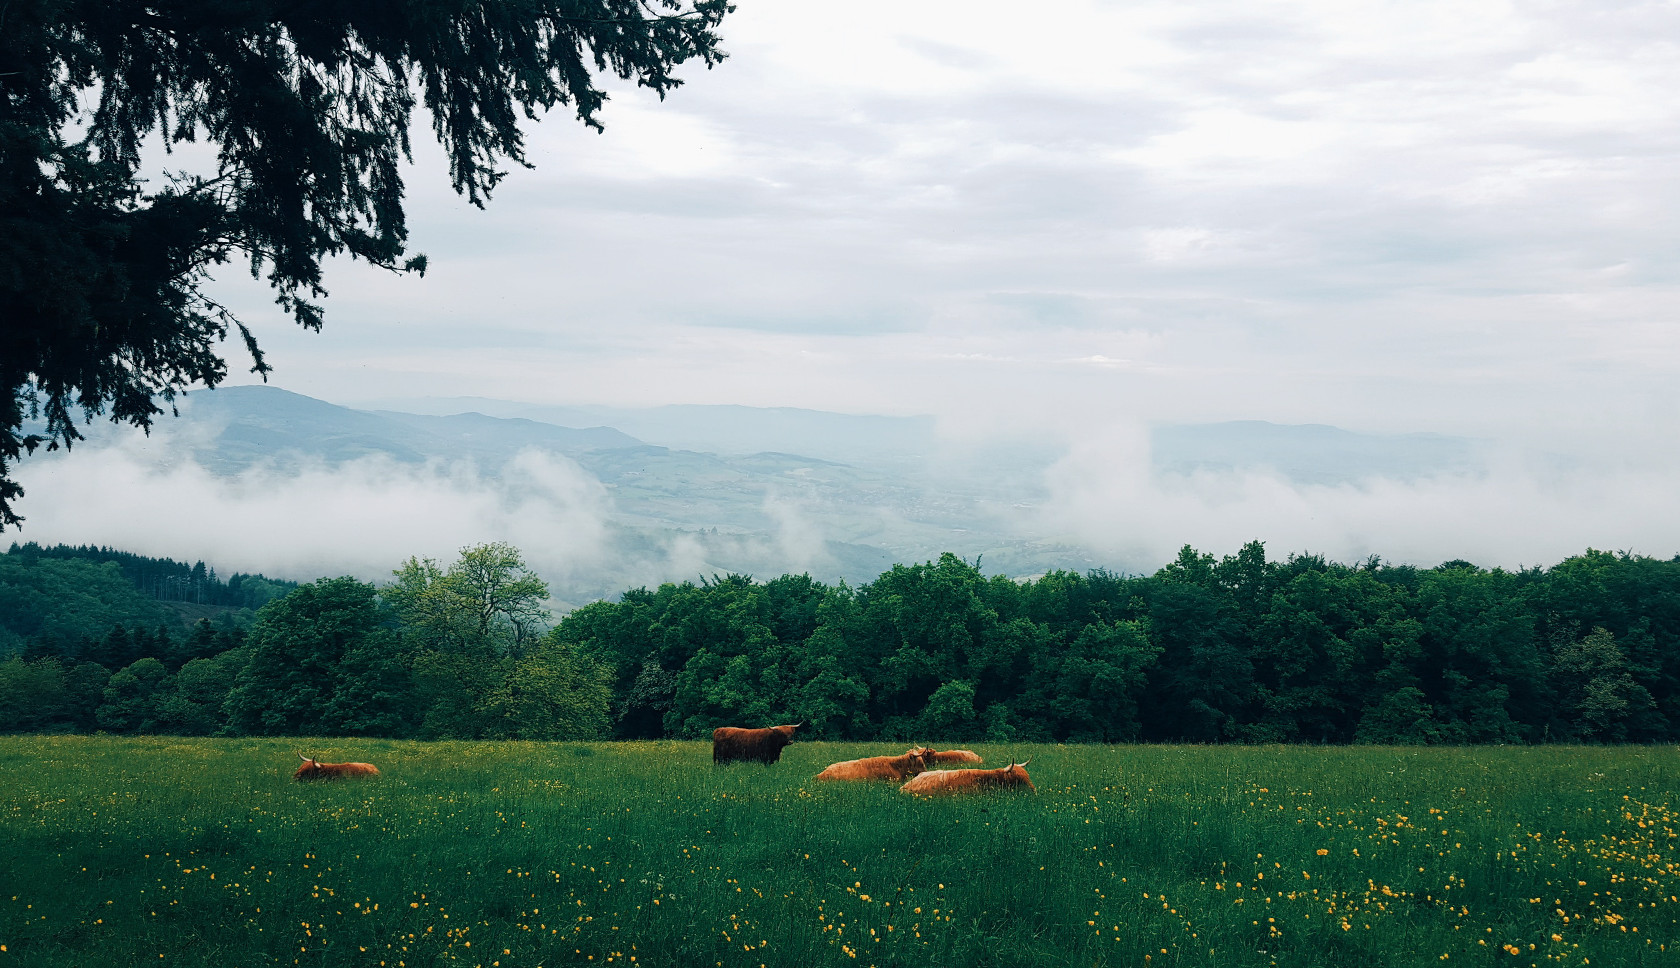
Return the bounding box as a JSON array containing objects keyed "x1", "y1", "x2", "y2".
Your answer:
[
  {"x1": 293, "y1": 754, "x2": 380, "y2": 781},
  {"x1": 712, "y1": 724, "x2": 801, "y2": 764},
  {"x1": 907, "y1": 747, "x2": 983, "y2": 765},
  {"x1": 815, "y1": 750, "x2": 929, "y2": 782},
  {"x1": 899, "y1": 762, "x2": 1035, "y2": 796}
]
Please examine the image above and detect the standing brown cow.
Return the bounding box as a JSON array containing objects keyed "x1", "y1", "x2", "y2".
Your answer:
[
  {"x1": 815, "y1": 750, "x2": 929, "y2": 782},
  {"x1": 712, "y1": 723, "x2": 802, "y2": 764},
  {"x1": 907, "y1": 746, "x2": 983, "y2": 765},
  {"x1": 899, "y1": 761, "x2": 1034, "y2": 796},
  {"x1": 293, "y1": 753, "x2": 381, "y2": 781}
]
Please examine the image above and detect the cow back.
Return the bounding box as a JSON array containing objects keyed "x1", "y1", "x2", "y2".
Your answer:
[
  {"x1": 816, "y1": 751, "x2": 927, "y2": 781},
  {"x1": 294, "y1": 759, "x2": 380, "y2": 781},
  {"x1": 900, "y1": 763, "x2": 1033, "y2": 796}
]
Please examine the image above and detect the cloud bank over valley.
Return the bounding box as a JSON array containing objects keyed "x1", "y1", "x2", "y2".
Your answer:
[{"x1": 15, "y1": 387, "x2": 1679, "y2": 607}]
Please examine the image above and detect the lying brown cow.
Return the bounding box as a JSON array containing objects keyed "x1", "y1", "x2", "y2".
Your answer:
[
  {"x1": 712, "y1": 723, "x2": 802, "y2": 764},
  {"x1": 899, "y1": 761, "x2": 1034, "y2": 796},
  {"x1": 293, "y1": 753, "x2": 380, "y2": 781},
  {"x1": 908, "y1": 746, "x2": 983, "y2": 765},
  {"x1": 815, "y1": 749, "x2": 929, "y2": 782}
]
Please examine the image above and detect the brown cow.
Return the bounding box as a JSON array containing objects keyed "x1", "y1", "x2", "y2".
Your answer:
[
  {"x1": 293, "y1": 753, "x2": 381, "y2": 781},
  {"x1": 907, "y1": 746, "x2": 983, "y2": 765},
  {"x1": 815, "y1": 750, "x2": 929, "y2": 782},
  {"x1": 899, "y1": 761, "x2": 1034, "y2": 796},
  {"x1": 712, "y1": 723, "x2": 802, "y2": 764}
]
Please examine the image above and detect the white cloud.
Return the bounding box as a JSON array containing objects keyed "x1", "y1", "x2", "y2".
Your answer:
[
  {"x1": 14, "y1": 441, "x2": 613, "y2": 591},
  {"x1": 1039, "y1": 423, "x2": 1680, "y2": 570}
]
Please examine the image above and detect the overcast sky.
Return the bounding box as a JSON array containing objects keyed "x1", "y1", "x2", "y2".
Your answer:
[
  {"x1": 21, "y1": 0, "x2": 1680, "y2": 580},
  {"x1": 206, "y1": 0, "x2": 1680, "y2": 447}
]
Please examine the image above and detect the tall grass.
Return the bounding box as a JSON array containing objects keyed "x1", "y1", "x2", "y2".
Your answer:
[{"x1": 2, "y1": 737, "x2": 1677, "y2": 967}]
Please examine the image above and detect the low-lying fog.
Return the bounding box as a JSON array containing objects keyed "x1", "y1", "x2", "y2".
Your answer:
[{"x1": 14, "y1": 387, "x2": 1679, "y2": 610}]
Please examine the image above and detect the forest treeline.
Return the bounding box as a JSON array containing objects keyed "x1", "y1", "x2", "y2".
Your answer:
[
  {"x1": 2, "y1": 541, "x2": 1678, "y2": 744},
  {"x1": 0, "y1": 543, "x2": 294, "y2": 658}
]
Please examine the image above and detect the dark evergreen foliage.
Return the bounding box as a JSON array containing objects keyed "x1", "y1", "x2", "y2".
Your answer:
[
  {"x1": 6, "y1": 542, "x2": 295, "y2": 608},
  {"x1": 1, "y1": 0, "x2": 732, "y2": 527},
  {"x1": 4, "y1": 541, "x2": 294, "y2": 608}
]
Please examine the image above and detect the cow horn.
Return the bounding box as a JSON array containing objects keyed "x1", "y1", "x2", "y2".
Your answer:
[
  {"x1": 299, "y1": 752, "x2": 311, "y2": 762},
  {"x1": 1015, "y1": 759, "x2": 1031, "y2": 767}
]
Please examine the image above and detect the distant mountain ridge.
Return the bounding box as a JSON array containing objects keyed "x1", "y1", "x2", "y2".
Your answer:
[
  {"x1": 21, "y1": 385, "x2": 1490, "y2": 602},
  {"x1": 1153, "y1": 420, "x2": 1486, "y2": 485},
  {"x1": 356, "y1": 395, "x2": 941, "y2": 465},
  {"x1": 175, "y1": 387, "x2": 644, "y2": 474}
]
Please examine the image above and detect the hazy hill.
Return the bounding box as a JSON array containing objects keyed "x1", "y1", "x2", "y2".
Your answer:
[
  {"x1": 357, "y1": 395, "x2": 940, "y2": 465},
  {"x1": 20, "y1": 386, "x2": 1489, "y2": 601},
  {"x1": 1152, "y1": 421, "x2": 1486, "y2": 485},
  {"x1": 172, "y1": 387, "x2": 642, "y2": 473}
]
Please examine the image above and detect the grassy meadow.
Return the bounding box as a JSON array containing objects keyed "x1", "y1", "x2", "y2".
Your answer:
[{"x1": 1, "y1": 738, "x2": 1677, "y2": 967}]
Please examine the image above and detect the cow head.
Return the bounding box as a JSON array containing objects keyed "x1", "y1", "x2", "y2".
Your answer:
[
  {"x1": 295, "y1": 753, "x2": 321, "y2": 780},
  {"x1": 1006, "y1": 761, "x2": 1036, "y2": 792},
  {"x1": 904, "y1": 750, "x2": 929, "y2": 775}
]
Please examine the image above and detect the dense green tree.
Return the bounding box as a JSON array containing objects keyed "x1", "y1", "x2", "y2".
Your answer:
[
  {"x1": 1354, "y1": 685, "x2": 1442, "y2": 745},
  {"x1": 793, "y1": 650, "x2": 872, "y2": 739},
  {"x1": 223, "y1": 577, "x2": 397, "y2": 735},
  {"x1": 1413, "y1": 566, "x2": 1546, "y2": 743},
  {"x1": 62, "y1": 661, "x2": 109, "y2": 731},
  {"x1": 153, "y1": 649, "x2": 246, "y2": 735},
  {"x1": 320, "y1": 639, "x2": 415, "y2": 737},
  {"x1": 96, "y1": 656, "x2": 170, "y2": 732},
  {"x1": 856, "y1": 554, "x2": 999, "y2": 732},
  {"x1": 1136, "y1": 576, "x2": 1254, "y2": 742},
  {"x1": 0, "y1": 656, "x2": 70, "y2": 731},
  {"x1": 1353, "y1": 616, "x2": 1436, "y2": 743},
  {"x1": 2, "y1": 0, "x2": 732, "y2": 528},
  {"x1": 1550, "y1": 627, "x2": 1659, "y2": 742},
  {"x1": 1017, "y1": 618, "x2": 1159, "y2": 742},
  {"x1": 1528, "y1": 550, "x2": 1680, "y2": 733},
  {"x1": 0, "y1": 555, "x2": 173, "y2": 659},
  {"x1": 479, "y1": 638, "x2": 613, "y2": 740},
  {"x1": 89, "y1": 623, "x2": 136, "y2": 669},
  {"x1": 616, "y1": 661, "x2": 679, "y2": 739},
  {"x1": 410, "y1": 651, "x2": 508, "y2": 739},
  {"x1": 912, "y1": 679, "x2": 979, "y2": 740},
  {"x1": 1250, "y1": 567, "x2": 1396, "y2": 742},
  {"x1": 443, "y1": 542, "x2": 552, "y2": 654},
  {"x1": 167, "y1": 616, "x2": 243, "y2": 669}
]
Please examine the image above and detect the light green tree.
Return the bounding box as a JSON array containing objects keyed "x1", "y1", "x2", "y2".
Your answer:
[
  {"x1": 1552, "y1": 627, "x2": 1657, "y2": 741},
  {"x1": 386, "y1": 543, "x2": 554, "y2": 738},
  {"x1": 387, "y1": 542, "x2": 550, "y2": 656},
  {"x1": 480, "y1": 639, "x2": 614, "y2": 740}
]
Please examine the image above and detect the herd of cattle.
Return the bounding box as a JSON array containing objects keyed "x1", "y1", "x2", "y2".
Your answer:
[
  {"x1": 291, "y1": 723, "x2": 1035, "y2": 796},
  {"x1": 715, "y1": 723, "x2": 1035, "y2": 795}
]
